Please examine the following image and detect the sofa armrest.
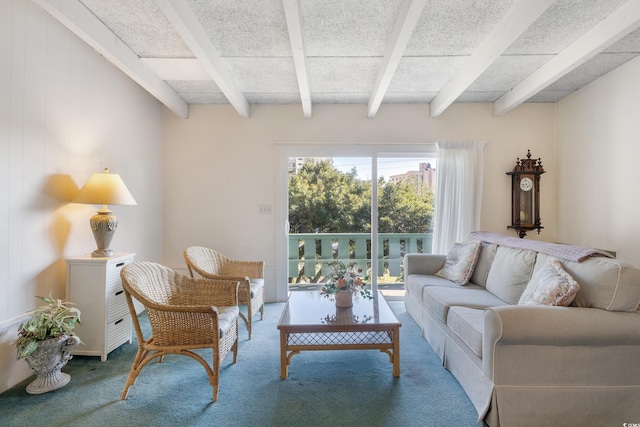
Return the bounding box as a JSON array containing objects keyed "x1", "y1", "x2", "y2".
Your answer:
[
  {"x1": 403, "y1": 254, "x2": 446, "y2": 277},
  {"x1": 483, "y1": 305, "x2": 640, "y2": 382}
]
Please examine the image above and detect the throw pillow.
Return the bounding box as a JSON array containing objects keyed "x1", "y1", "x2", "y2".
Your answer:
[
  {"x1": 435, "y1": 240, "x2": 482, "y2": 285},
  {"x1": 518, "y1": 259, "x2": 580, "y2": 306}
]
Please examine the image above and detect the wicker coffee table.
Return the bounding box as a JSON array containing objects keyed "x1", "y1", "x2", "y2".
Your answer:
[{"x1": 277, "y1": 290, "x2": 401, "y2": 379}]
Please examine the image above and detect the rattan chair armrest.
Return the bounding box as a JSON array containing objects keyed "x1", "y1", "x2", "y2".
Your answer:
[
  {"x1": 200, "y1": 273, "x2": 251, "y2": 283},
  {"x1": 191, "y1": 273, "x2": 251, "y2": 297},
  {"x1": 148, "y1": 308, "x2": 222, "y2": 345},
  {"x1": 195, "y1": 272, "x2": 245, "y2": 281},
  {"x1": 175, "y1": 276, "x2": 240, "y2": 306},
  {"x1": 224, "y1": 259, "x2": 264, "y2": 279},
  {"x1": 143, "y1": 302, "x2": 221, "y2": 314}
]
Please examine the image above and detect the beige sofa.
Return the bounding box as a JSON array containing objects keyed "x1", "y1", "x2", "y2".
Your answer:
[{"x1": 404, "y1": 232, "x2": 640, "y2": 426}]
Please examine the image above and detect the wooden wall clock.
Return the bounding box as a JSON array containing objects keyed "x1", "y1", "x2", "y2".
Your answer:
[{"x1": 506, "y1": 150, "x2": 545, "y2": 238}]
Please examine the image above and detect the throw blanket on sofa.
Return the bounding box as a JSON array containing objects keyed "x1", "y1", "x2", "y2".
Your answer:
[{"x1": 469, "y1": 231, "x2": 614, "y2": 262}]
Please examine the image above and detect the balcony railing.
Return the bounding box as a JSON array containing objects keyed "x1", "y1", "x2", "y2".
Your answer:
[{"x1": 288, "y1": 233, "x2": 433, "y2": 283}]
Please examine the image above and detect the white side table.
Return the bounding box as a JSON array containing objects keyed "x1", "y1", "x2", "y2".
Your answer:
[{"x1": 65, "y1": 253, "x2": 135, "y2": 361}]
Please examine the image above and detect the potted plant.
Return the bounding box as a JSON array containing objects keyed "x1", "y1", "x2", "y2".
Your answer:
[{"x1": 14, "y1": 292, "x2": 82, "y2": 394}]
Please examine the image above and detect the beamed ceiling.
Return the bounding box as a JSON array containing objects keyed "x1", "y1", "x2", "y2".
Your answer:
[{"x1": 33, "y1": 0, "x2": 640, "y2": 119}]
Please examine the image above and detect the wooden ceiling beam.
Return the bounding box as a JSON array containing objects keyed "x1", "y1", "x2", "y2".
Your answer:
[
  {"x1": 153, "y1": 0, "x2": 250, "y2": 118},
  {"x1": 367, "y1": 0, "x2": 427, "y2": 119},
  {"x1": 32, "y1": 0, "x2": 189, "y2": 119},
  {"x1": 430, "y1": 0, "x2": 555, "y2": 118},
  {"x1": 283, "y1": 0, "x2": 312, "y2": 118},
  {"x1": 494, "y1": 0, "x2": 640, "y2": 116}
]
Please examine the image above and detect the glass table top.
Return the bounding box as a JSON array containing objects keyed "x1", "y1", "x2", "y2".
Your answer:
[{"x1": 278, "y1": 291, "x2": 400, "y2": 327}]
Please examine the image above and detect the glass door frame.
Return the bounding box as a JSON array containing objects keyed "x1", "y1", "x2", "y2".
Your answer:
[{"x1": 275, "y1": 142, "x2": 437, "y2": 302}]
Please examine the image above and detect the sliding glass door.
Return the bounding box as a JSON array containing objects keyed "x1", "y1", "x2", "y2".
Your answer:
[
  {"x1": 275, "y1": 144, "x2": 437, "y2": 302},
  {"x1": 375, "y1": 157, "x2": 435, "y2": 297}
]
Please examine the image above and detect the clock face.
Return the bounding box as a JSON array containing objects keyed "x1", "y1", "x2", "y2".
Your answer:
[{"x1": 520, "y1": 177, "x2": 533, "y2": 191}]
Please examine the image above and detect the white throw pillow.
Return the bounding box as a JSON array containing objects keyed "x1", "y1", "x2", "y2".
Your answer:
[
  {"x1": 435, "y1": 240, "x2": 482, "y2": 285},
  {"x1": 518, "y1": 259, "x2": 580, "y2": 306}
]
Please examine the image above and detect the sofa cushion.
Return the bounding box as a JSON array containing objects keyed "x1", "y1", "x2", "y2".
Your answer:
[
  {"x1": 447, "y1": 306, "x2": 484, "y2": 357},
  {"x1": 435, "y1": 240, "x2": 482, "y2": 285},
  {"x1": 485, "y1": 246, "x2": 537, "y2": 304},
  {"x1": 535, "y1": 253, "x2": 640, "y2": 312},
  {"x1": 423, "y1": 285, "x2": 508, "y2": 323},
  {"x1": 518, "y1": 259, "x2": 580, "y2": 306},
  {"x1": 405, "y1": 274, "x2": 462, "y2": 299},
  {"x1": 470, "y1": 242, "x2": 498, "y2": 288}
]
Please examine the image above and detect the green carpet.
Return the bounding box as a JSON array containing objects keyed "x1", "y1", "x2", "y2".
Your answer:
[{"x1": 0, "y1": 300, "x2": 481, "y2": 426}]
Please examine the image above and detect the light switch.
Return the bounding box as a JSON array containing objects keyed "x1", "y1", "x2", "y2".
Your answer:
[{"x1": 258, "y1": 204, "x2": 272, "y2": 214}]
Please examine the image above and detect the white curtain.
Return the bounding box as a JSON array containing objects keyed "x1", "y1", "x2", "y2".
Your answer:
[{"x1": 432, "y1": 141, "x2": 486, "y2": 254}]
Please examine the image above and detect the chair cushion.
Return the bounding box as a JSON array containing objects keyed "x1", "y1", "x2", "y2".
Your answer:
[
  {"x1": 218, "y1": 306, "x2": 240, "y2": 338},
  {"x1": 447, "y1": 306, "x2": 484, "y2": 357},
  {"x1": 249, "y1": 279, "x2": 264, "y2": 299}
]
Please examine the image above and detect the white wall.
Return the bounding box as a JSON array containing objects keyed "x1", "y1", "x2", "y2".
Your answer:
[
  {"x1": 557, "y1": 55, "x2": 640, "y2": 266},
  {"x1": 163, "y1": 102, "x2": 557, "y2": 302},
  {"x1": 0, "y1": 0, "x2": 164, "y2": 393}
]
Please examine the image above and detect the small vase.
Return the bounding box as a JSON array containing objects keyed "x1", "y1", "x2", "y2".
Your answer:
[
  {"x1": 24, "y1": 334, "x2": 80, "y2": 394},
  {"x1": 335, "y1": 290, "x2": 353, "y2": 308}
]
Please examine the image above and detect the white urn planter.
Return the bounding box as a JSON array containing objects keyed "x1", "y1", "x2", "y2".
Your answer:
[
  {"x1": 24, "y1": 334, "x2": 81, "y2": 394},
  {"x1": 14, "y1": 293, "x2": 82, "y2": 394}
]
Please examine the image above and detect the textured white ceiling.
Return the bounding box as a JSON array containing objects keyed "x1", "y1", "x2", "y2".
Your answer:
[
  {"x1": 405, "y1": 0, "x2": 515, "y2": 56},
  {"x1": 64, "y1": 0, "x2": 640, "y2": 116}
]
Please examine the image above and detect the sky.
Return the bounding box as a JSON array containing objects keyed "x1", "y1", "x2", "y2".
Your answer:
[{"x1": 331, "y1": 157, "x2": 436, "y2": 181}]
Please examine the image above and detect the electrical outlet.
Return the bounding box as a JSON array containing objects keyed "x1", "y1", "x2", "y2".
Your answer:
[{"x1": 258, "y1": 204, "x2": 272, "y2": 214}]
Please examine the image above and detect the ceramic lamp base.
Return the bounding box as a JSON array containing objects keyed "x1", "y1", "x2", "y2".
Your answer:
[{"x1": 89, "y1": 209, "x2": 118, "y2": 257}]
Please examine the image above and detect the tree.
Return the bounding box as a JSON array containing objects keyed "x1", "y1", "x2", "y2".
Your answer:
[
  {"x1": 289, "y1": 160, "x2": 434, "y2": 233},
  {"x1": 378, "y1": 177, "x2": 434, "y2": 233},
  {"x1": 288, "y1": 160, "x2": 371, "y2": 233}
]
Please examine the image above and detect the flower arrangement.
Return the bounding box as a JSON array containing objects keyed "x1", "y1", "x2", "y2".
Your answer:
[{"x1": 321, "y1": 260, "x2": 372, "y2": 300}]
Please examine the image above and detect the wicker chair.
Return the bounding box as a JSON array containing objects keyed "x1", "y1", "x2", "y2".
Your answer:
[
  {"x1": 184, "y1": 246, "x2": 264, "y2": 340},
  {"x1": 120, "y1": 261, "x2": 239, "y2": 402}
]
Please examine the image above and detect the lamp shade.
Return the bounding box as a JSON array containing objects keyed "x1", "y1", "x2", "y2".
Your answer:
[{"x1": 74, "y1": 168, "x2": 137, "y2": 206}]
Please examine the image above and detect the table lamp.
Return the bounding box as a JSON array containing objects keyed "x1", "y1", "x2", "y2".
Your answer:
[{"x1": 74, "y1": 168, "x2": 137, "y2": 257}]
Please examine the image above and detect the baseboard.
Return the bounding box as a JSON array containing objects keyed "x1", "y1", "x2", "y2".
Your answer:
[{"x1": 0, "y1": 314, "x2": 33, "y2": 394}]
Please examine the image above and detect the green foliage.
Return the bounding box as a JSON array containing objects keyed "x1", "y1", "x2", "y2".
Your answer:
[
  {"x1": 289, "y1": 160, "x2": 371, "y2": 233},
  {"x1": 14, "y1": 292, "x2": 81, "y2": 359},
  {"x1": 289, "y1": 160, "x2": 434, "y2": 234},
  {"x1": 378, "y1": 177, "x2": 434, "y2": 233}
]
